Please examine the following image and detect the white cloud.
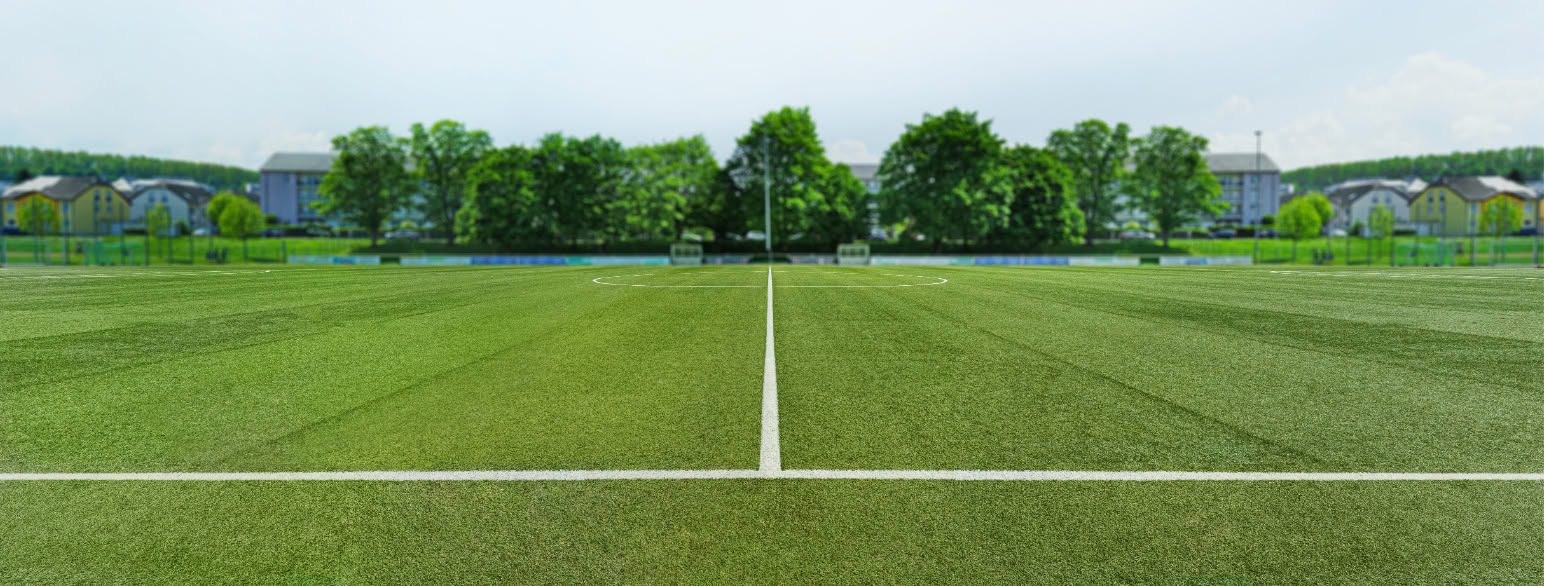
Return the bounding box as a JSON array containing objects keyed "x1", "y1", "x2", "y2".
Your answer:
[
  {"x1": 1217, "y1": 96, "x2": 1252, "y2": 119},
  {"x1": 826, "y1": 139, "x2": 880, "y2": 164},
  {"x1": 1211, "y1": 52, "x2": 1544, "y2": 169}
]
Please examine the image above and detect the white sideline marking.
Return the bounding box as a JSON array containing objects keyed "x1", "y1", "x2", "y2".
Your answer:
[
  {"x1": 760, "y1": 264, "x2": 781, "y2": 472},
  {"x1": 4, "y1": 469, "x2": 1542, "y2": 482}
]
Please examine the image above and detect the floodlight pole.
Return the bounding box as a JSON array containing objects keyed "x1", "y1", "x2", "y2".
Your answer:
[{"x1": 763, "y1": 136, "x2": 772, "y2": 258}]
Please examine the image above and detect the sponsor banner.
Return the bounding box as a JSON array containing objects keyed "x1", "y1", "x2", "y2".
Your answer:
[
  {"x1": 469, "y1": 256, "x2": 568, "y2": 265},
  {"x1": 974, "y1": 256, "x2": 1068, "y2": 266},
  {"x1": 871, "y1": 255, "x2": 1143, "y2": 267},
  {"x1": 704, "y1": 255, "x2": 753, "y2": 265},
  {"x1": 1069, "y1": 256, "x2": 1141, "y2": 266},
  {"x1": 871, "y1": 256, "x2": 974, "y2": 266},
  {"x1": 1159, "y1": 256, "x2": 1253, "y2": 266},
  {"x1": 400, "y1": 256, "x2": 472, "y2": 266},
  {"x1": 570, "y1": 255, "x2": 670, "y2": 266},
  {"x1": 787, "y1": 255, "x2": 838, "y2": 265},
  {"x1": 287, "y1": 255, "x2": 381, "y2": 265}
]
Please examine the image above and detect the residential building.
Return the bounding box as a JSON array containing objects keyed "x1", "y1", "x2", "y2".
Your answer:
[
  {"x1": 259, "y1": 152, "x2": 337, "y2": 224},
  {"x1": 121, "y1": 178, "x2": 212, "y2": 232},
  {"x1": 1114, "y1": 151, "x2": 1282, "y2": 227},
  {"x1": 259, "y1": 151, "x2": 426, "y2": 228},
  {"x1": 1, "y1": 176, "x2": 131, "y2": 235},
  {"x1": 843, "y1": 162, "x2": 887, "y2": 239},
  {"x1": 1325, "y1": 179, "x2": 1422, "y2": 234},
  {"x1": 1408, "y1": 176, "x2": 1539, "y2": 235},
  {"x1": 1205, "y1": 152, "x2": 1281, "y2": 225}
]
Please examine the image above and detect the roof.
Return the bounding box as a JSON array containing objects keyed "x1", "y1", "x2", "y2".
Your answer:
[
  {"x1": 259, "y1": 152, "x2": 337, "y2": 173},
  {"x1": 1430, "y1": 176, "x2": 1539, "y2": 201},
  {"x1": 845, "y1": 163, "x2": 879, "y2": 182},
  {"x1": 1204, "y1": 152, "x2": 1280, "y2": 174},
  {"x1": 1, "y1": 176, "x2": 116, "y2": 201},
  {"x1": 1327, "y1": 178, "x2": 1422, "y2": 204},
  {"x1": 126, "y1": 179, "x2": 213, "y2": 205}
]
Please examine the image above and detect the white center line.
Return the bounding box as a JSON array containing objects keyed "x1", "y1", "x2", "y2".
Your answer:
[{"x1": 760, "y1": 263, "x2": 781, "y2": 472}]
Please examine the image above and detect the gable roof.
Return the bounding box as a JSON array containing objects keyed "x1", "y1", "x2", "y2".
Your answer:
[
  {"x1": 260, "y1": 152, "x2": 337, "y2": 174},
  {"x1": 1205, "y1": 152, "x2": 1280, "y2": 174},
  {"x1": 126, "y1": 179, "x2": 212, "y2": 205},
  {"x1": 1430, "y1": 176, "x2": 1538, "y2": 201},
  {"x1": 1, "y1": 176, "x2": 118, "y2": 201},
  {"x1": 1327, "y1": 178, "x2": 1420, "y2": 204}
]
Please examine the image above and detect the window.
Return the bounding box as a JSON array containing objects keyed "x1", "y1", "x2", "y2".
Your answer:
[{"x1": 5, "y1": 202, "x2": 12, "y2": 213}]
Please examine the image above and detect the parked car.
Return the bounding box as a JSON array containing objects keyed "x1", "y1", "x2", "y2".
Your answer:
[
  {"x1": 1119, "y1": 229, "x2": 1155, "y2": 240},
  {"x1": 1212, "y1": 229, "x2": 1237, "y2": 239},
  {"x1": 1327, "y1": 228, "x2": 1348, "y2": 237},
  {"x1": 1, "y1": 226, "x2": 21, "y2": 236},
  {"x1": 193, "y1": 227, "x2": 212, "y2": 236},
  {"x1": 385, "y1": 229, "x2": 419, "y2": 240},
  {"x1": 1258, "y1": 229, "x2": 1277, "y2": 238}
]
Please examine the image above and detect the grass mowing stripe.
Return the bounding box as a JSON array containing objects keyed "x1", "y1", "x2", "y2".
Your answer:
[
  {"x1": 761, "y1": 264, "x2": 781, "y2": 472},
  {"x1": 5, "y1": 470, "x2": 1544, "y2": 481}
]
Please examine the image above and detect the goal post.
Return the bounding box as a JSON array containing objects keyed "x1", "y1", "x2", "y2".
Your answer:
[
  {"x1": 837, "y1": 243, "x2": 871, "y2": 266},
  {"x1": 669, "y1": 243, "x2": 703, "y2": 266}
]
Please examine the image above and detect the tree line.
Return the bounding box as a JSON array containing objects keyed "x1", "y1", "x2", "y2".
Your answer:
[
  {"x1": 1282, "y1": 146, "x2": 1544, "y2": 191},
  {"x1": 316, "y1": 108, "x2": 1228, "y2": 250},
  {"x1": 0, "y1": 146, "x2": 258, "y2": 191}
]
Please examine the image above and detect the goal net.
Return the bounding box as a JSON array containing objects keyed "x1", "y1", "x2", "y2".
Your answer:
[
  {"x1": 837, "y1": 243, "x2": 871, "y2": 266},
  {"x1": 670, "y1": 243, "x2": 703, "y2": 266}
]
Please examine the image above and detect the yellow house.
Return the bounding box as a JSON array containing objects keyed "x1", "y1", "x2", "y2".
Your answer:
[
  {"x1": 1407, "y1": 176, "x2": 1539, "y2": 236},
  {"x1": 2, "y1": 176, "x2": 131, "y2": 235}
]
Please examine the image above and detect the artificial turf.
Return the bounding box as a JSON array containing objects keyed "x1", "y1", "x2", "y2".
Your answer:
[{"x1": 3, "y1": 263, "x2": 1542, "y2": 582}]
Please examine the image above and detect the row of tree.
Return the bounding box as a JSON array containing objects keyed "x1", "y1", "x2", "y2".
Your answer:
[
  {"x1": 315, "y1": 109, "x2": 1229, "y2": 249},
  {"x1": 1, "y1": 146, "x2": 258, "y2": 191},
  {"x1": 1282, "y1": 146, "x2": 1544, "y2": 191}
]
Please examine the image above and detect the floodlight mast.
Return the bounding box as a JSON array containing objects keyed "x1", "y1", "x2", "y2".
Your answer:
[{"x1": 763, "y1": 136, "x2": 772, "y2": 256}]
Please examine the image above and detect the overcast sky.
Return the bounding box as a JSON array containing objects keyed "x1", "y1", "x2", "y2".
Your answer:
[{"x1": 4, "y1": 0, "x2": 1542, "y2": 171}]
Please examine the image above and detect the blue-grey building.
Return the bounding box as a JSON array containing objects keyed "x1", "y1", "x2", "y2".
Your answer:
[{"x1": 259, "y1": 152, "x2": 336, "y2": 224}]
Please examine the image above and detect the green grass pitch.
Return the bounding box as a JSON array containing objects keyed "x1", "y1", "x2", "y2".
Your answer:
[{"x1": 2, "y1": 264, "x2": 1542, "y2": 582}]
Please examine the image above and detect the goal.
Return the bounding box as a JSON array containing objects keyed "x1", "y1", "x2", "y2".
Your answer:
[
  {"x1": 669, "y1": 243, "x2": 703, "y2": 266},
  {"x1": 837, "y1": 243, "x2": 871, "y2": 266}
]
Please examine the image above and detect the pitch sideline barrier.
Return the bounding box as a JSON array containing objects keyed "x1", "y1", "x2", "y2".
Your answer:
[
  {"x1": 1157, "y1": 256, "x2": 1253, "y2": 266},
  {"x1": 288, "y1": 255, "x2": 382, "y2": 265},
  {"x1": 871, "y1": 255, "x2": 1252, "y2": 266}
]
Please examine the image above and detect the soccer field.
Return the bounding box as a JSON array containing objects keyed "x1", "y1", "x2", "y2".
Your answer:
[{"x1": 3, "y1": 264, "x2": 1543, "y2": 582}]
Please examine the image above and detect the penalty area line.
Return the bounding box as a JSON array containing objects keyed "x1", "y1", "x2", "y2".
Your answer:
[{"x1": 3, "y1": 469, "x2": 1543, "y2": 481}]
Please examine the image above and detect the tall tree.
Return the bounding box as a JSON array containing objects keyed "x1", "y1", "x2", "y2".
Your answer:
[
  {"x1": 529, "y1": 133, "x2": 628, "y2": 246},
  {"x1": 15, "y1": 198, "x2": 59, "y2": 236},
  {"x1": 218, "y1": 199, "x2": 266, "y2": 260},
  {"x1": 1046, "y1": 120, "x2": 1131, "y2": 245},
  {"x1": 409, "y1": 120, "x2": 492, "y2": 246},
  {"x1": 1480, "y1": 199, "x2": 1524, "y2": 263},
  {"x1": 1369, "y1": 202, "x2": 1395, "y2": 264},
  {"x1": 456, "y1": 146, "x2": 543, "y2": 250},
  {"x1": 991, "y1": 145, "x2": 1085, "y2": 248},
  {"x1": 317, "y1": 126, "x2": 411, "y2": 247},
  {"x1": 1295, "y1": 192, "x2": 1334, "y2": 249},
  {"x1": 617, "y1": 136, "x2": 718, "y2": 241},
  {"x1": 724, "y1": 107, "x2": 856, "y2": 248},
  {"x1": 878, "y1": 109, "x2": 1007, "y2": 251},
  {"x1": 145, "y1": 203, "x2": 171, "y2": 246},
  {"x1": 809, "y1": 163, "x2": 872, "y2": 244},
  {"x1": 1277, "y1": 199, "x2": 1322, "y2": 262},
  {"x1": 1126, "y1": 126, "x2": 1226, "y2": 247}
]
